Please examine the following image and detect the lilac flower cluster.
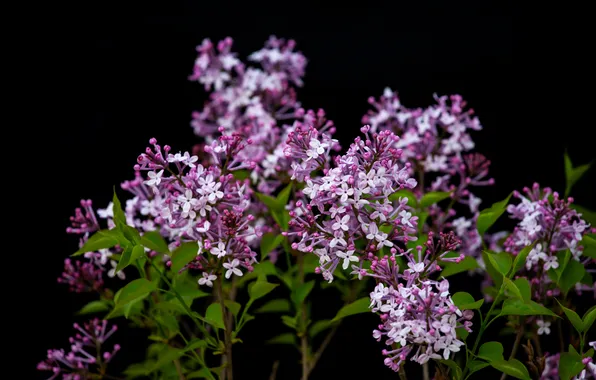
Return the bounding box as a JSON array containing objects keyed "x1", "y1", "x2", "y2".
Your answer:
[
  {"x1": 289, "y1": 126, "x2": 471, "y2": 369},
  {"x1": 363, "y1": 89, "x2": 495, "y2": 259},
  {"x1": 504, "y1": 183, "x2": 594, "y2": 301},
  {"x1": 37, "y1": 319, "x2": 120, "y2": 380},
  {"x1": 134, "y1": 137, "x2": 259, "y2": 283},
  {"x1": 371, "y1": 279, "x2": 472, "y2": 369},
  {"x1": 188, "y1": 36, "x2": 339, "y2": 194}
]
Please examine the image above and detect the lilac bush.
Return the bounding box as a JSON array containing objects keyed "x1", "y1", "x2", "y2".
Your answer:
[{"x1": 40, "y1": 36, "x2": 595, "y2": 380}]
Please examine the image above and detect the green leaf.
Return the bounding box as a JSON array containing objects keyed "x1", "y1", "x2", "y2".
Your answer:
[
  {"x1": 170, "y1": 242, "x2": 198, "y2": 273},
  {"x1": 500, "y1": 299, "x2": 558, "y2": 318},
  {"x1": 503, "y1": 277, "x2": 523, "y2": 300},
  {"x1": 271, "y1": 209, "x2": 290, "y2": 231},
  {"x1": 490, "y1": 359, "x2": 531, "y2": 380},
  {"x1": 482, "y1": 251, "x2": 504, "y2": 287},
  {"x1": 582, "y1": 305, "x2": 596, "y2": 332},
  {"x1": 183, "y1": 339, "x2": 207, "y2": 352},
  {"x1": 331, "y1": 297, "x2": 370, "y2": 322},
  {"x1": 72, "y1": 229, "x2": 122, "y2": 256},
  {"x1": 149, "y1": 346, "x2": 184, "y2": 372},
  {"x1": 248, "y1": 279, "x2": 279, "y2": 301},
  {"x1": 260, "y1": 233, "x2": 285, "y2": 260},
  {"x1": 112, "y1": 190, "x2": 141, "y2": 244},
  {"x1": 77, "y1": 300, "x2": 110, "y2": 315},
  {"x1": 224, "y1": 300, "x2": 241, "y2": 317},
  {"x1": 456, "y1": 327, "x2": 469, "y2": 340},
  {"x1": 441, "y1": 256, "x2": 480, "y2": 277},
  {"x1": 477, "y1": 193, "x2": 512, "y2": 236},
  {"x1": 452, "y1": 292, "x2": 484, "y2": 310},
  {"x1": 552, "y1": 250, "x2": 572, "y2": 282},
  {"x1": 478, "y1": 341, "x2": 504, "y2": 362},
  {"x1": 255, "y1": 192, "x2": 283, "y2": 211},
  {"x1": 232, "y1": 169, "x2": 250, "y2": 180},
  {"x1": 291, "y1": 280, "x2": 315, "y2": 306},
  {"x1": 281, "y1": 315, "x2": 297, "y2": 329},
  {"x1": 389, "y1": 189, "x2": 417, "y2": 206},
  {"x1": 255, "y1": 299, "x2": 291, "y2": 314},
  {"x1": 309, "y1": 319, "x2": 332, "y2": 338},
  {"x1": 266, "y1": 333, "x2": 297, "y2": 345},
  {"x1": 130, "y1": 244, "x2": 146, "y2": 262},
  {"x1": 556, "y1": 300, "x2": 583, "y2": 333},
  {"x1": 140, "y1": 231, "x2": 169, "y2": 253},
  {"x1": 123, "y1": 363, "x2": 151, "y2": 378},
  {"x1": 512, "y1": 245, "x2": 533, "y2": 274},
  {"x1": 564, "y1": 152, "x2": 592, "y2": 197},
  {"x1": 116, "y1": 278, "x2": 157, "y2": 305},
  {"x1": 205, "y1": 303, "x2": 225, "y2": 330},
  {"x1": 513, "y1": 278, "x2": 531, "y2": 303},
  {"x1": 114, "y1": 246, "x2": 133, "y2": 273},
  {"x1": 559, "y1": 259, "x2": 586, "y2": 295},
  {"x1": 277, "y1": 183, "x2": 292, "y2": 205},
  {"x1": 187, "y1": 368, "x2": 213, "y2": 379},
  {"x1": 580, "y1": 234, "x2": 596, "y2": 259},
  {"x1": 155, "y1": 313, "x2": 179, "y2": 337},
  {"x1": 419, "y1": 191, "x2": 451, "y2": 208},
  {"x1": 468, "y1": 360, "x2": 490, "y2": 376},
  {"x1": 439, "y1": 359, "x2": 462, "y2": 379},
  {"x1": 559, "y1": 351, "x2": 585, "y2": 380},
  {"x1": 486, "y1": 251, "x2": 512, "y2": 276}
]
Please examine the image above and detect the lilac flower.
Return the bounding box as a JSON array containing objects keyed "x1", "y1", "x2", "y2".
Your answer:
[
  {"x1": 504, "y1": 184, "x2": 593, "y2": 299},
  {"x1": 536, "y1": 319, "x2": 551, "y2": 335},
  {"x1": 289, "y1": 127, "x2": 418, "y2": 282},
  {"x1": 363, "y1": 90, "x2": 496, "y2": 261},
  {"x1": 37, "y1": 319, "x2": 120, "y2": 380},
  {"x1": 58, "y1": 258, "x2": 104, "y2": 293},
  {"x1": 371, "y1": 279, "x2": 472, "y2": 371}
]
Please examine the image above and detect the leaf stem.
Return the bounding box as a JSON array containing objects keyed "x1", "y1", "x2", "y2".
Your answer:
[
  {"x1": 500, "y1": 325, "x2": 524, "y2": 380},
  {"x1": 216, "y1": 279, "x2": 234, "y2": 380}
]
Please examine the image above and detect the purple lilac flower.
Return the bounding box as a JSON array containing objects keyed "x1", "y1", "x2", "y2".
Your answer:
[
  {"x1": 37, "y1": 319, "x2": 120, "y2": 380},
  {"x1": 504, "y1": 184, "x2": 594, "y2": 300},
  {"x1": 540, "y1": 351, "x2": 596, "y2": 380},
  {"x1": 363, "y1": 89, "x2": 496, "y2": 260},
  {"x1": 58, "y1": 258, "x2": 104, "y2": 293},
  {"x1": 188, "y1": 36, "x2": 339, "y2": 194},
  {"x1": 371, "y1": 279, "x2": 472, "y2": 370},
  {"x1": 134, "y1": 137, "x2": 259, "y2": 284}
]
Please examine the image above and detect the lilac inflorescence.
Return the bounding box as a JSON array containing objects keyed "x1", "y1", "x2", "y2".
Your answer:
[{"x1": 37, "y1": 319, "x2": 120, "y2": 380}]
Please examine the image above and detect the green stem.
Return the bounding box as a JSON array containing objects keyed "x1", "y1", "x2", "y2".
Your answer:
[
  {"x1": 148, "y1": 260, "x2": 208, "y2": 336},
  {"x1": 216, "y1": 279, "x2": 234, "y2": 380},
  {"x1": 463, "y1": 284, "x2": 504, "y2": 378}
]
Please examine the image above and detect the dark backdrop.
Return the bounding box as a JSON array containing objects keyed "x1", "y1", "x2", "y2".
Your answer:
[{"x1": 31, "y1": 2, "x2": 595, "y2": 379}]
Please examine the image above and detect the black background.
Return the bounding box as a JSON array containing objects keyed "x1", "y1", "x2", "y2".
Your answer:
[{"x1": 29, "y1": 1, "x2": 596, "y2": 379}]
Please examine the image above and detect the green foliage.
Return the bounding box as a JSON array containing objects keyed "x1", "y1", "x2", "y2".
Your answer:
[
  {"x1": 512, "y1": 244, "x2": 533, "y2": 274},
  {"x1": 572, "y1": 204, "x2": 596, "y2": 226},
  {"x1": 248, "y1": 279, "x2": 279, "y2": 301},
  {"x1": 467, "y1": 360, "x2": 490, "y2": 376},
  {"x1": 140, "y1": 231, "x2": 170, "y2": 253},
  {"x1": 440, "y1": 256, "x2": 479, "y2": 277},
  {"x1": 582, "y1": 305, "x2": 596, "y2": 332},
  {"x1": 267, "y1": 333, "x2": 297, "y2": 345},
  {"x1": 477, "y1": 193, "x2": 512, "y2": 236},
  {"x1": 291, "y1": 280, "x2": 315, "y2": 306},
  {"x1": 260, "y1": 233, "x2": 285, "y2": 260},
  {"x1": 559, "y1": 350, "x2": 585, "y2": 380},
  {"x1": 205, "y1": 303, "x2": 226, "y2": 330},
  {"x1": 170, "y1": 242, "x2": 199, "y2": 273},
  {"x1": 451, "y1": 292, "x2": 484, "y2": 310},
  {"x1": 388, "y1": 189, "x2": 416, "y2": 206},
  {"x1": 439, "y1": 359, "x2": 462, "y2": 379},
  {"x1": 490, "y1": 359, "x2": 531, "y2": 380},
  {"x1": 331, "y1": 297, "x2": 370, "y2": 322},
  {"x1": 556, "y1": 300, "x2": 583, "y2": 333},
  {"x1": 77, "y1": 300, "x2": 111, "y2": 315},
  {"x1": 581, "y1": 233, "x2": 596, "y2": 259},
  {"x1": 308, "y1": 319, "x2": 333, "y2": 338},
  {"x1": 499, "y1": 299, "x2": 558, "y2": 318},
  {"x1": 558, "y1": 259, "x2": 586, "y2": 295},
  {"x1": 502, "y1": 277, "x2": 523, "y2": 300},
  {"x1": 255, "y1": 299, "x2": 291, "y2": 313},
  {"x1": 72, "y1": 229, "x2": 124, "y2": 256},
  {"x1": 564, "y1": 152, "x2": 592, "y2": 197},
  {"x1": 419, "y1": 191, "x2": 451, "y2": 208},
  {"x1": 112, "y1": 190, "x2": 141, "y2": 244},
  {"x1": 512, "y1": 278, "x2": 531, "y2": 302},
  {"x1": 106, "y1": 278, "x2": 157, "y2": 319},
  {"x1": 478, "y1": 341, "x2": 504, "y2": 362},
  {"x1": 485, "y1": 251, "x2": 512, "y2": 276}
]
